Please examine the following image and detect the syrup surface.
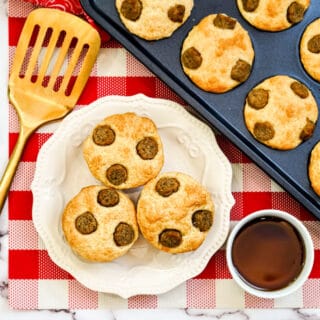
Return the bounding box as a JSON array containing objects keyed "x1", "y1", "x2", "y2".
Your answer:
[{"x1": 231, "y1": 216, "x2": 305, "y2": 291}]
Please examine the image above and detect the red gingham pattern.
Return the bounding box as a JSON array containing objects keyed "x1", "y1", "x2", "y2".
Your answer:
[
  {"x1": 303, "y1": 280, "x2": 320, "y2": 308},
  {"x1": 128, "y1": 295, "x2": 158, "y2": 309},
  {"x1": 9, "y1": 280, "x2": 38, "y2": 309},
  {"x1": 7, "y1": 0, "x2": 320, "y2": 309},
  {"x1": 245, "y1": 293, "x2": 275, "y2": 308},
  {"x1": 22, "y1": 0, "x2": 111, "y2": 42},
  {"x1": 68, "y1": 281, "x2": 99, "y2": 309},
  {"x1": 186, "y1": 279, "x2": 216, "y2": 308}
]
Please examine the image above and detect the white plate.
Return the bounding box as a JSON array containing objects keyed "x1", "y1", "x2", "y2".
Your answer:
[{"x1": 32, "y1": 94, "x2": 235, "y2": 298}]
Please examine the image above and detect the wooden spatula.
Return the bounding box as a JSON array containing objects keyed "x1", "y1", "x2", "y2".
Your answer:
[{"x1": 0, "y1": 8, "x2": 101, "y2": 213}]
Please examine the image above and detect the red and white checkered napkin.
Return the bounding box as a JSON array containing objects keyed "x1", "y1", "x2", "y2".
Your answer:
[
  {"x1": 22, "y1": 0, "x2": 111, "y2": 43},
  {"x1": 7, "y1": 0, "x2": 320, "y2": 310}
]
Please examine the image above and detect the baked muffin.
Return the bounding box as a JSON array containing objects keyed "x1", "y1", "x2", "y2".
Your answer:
[
  {"x1": 237, "y1": 0, "x2": 310, "y2": 32},
  {"x1": 62, "y1": 185, "x2": 139, "y2": 262},
  {"x1": 83, "y1": 112, "x2": 164, "y2": 189},
  {"x1": 300, "y1": 18, "x2": 320, "y2": 83},
  {"x1": 244, "y1": 75, "x2": 318, "y2": 150},
  {"x1": 181, "y1": 13, "x2": 254, "y2": 93},
  {"x1": 137, "y1": 172, "x2": 214, "y2": 254},
  {"x1": 308, "y1": 141, "x2": 320, "y2": 196},
  {"x1": 115, "y1": 0, "x2": 194, "y2": 40}
]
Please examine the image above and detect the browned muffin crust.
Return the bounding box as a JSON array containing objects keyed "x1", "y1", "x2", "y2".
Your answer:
[
  {"x1": 116, "y1": 0, "x2": 194, "y2": 40},
  {"x1": 237, "y1": 0, "x2": 310, "y2": 31},
  {"x1": 62, "y1": 185, "x2": 139, "y2": 262},
  {"x1": 244, "y1": 75, "x2": 318, "y2": 150},
  {"x1": 181, "y1": 13, "x2": 254, "y2": 93},
  {"x1": 83, "y1": 112, "x2": 164, "y2": 189},
  {"x1": 137, "y1": 172, "x2": 215, "y2": 254}
]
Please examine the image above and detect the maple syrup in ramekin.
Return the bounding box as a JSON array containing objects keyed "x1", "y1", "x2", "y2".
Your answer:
[{"x1": 231, "y1": 216, "x2": 305, "y2": 291}]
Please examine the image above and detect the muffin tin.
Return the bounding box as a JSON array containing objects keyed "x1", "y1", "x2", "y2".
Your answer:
[{"x1": 80, "y1": 0, "x2": 320, "y2": 219}]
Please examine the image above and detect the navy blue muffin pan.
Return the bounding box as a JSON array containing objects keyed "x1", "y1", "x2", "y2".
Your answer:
[{"x1": 80, "y1": 0, "x2": 320, "y2": 219}]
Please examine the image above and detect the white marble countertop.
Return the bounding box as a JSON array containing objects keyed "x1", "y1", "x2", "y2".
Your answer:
[{"x1": 1, "y1": 1, "x2": 320, "y2": 319}]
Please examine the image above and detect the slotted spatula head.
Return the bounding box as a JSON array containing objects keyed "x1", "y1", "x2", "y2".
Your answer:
[
  {"x1": 9, "y1": 8, "x2": 101, "y2": 128},
  {"x1": 0, "y1": 8, "x2": 100, "y2": 214}
]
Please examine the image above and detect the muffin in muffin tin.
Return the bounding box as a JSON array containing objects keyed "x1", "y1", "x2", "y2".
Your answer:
[
  {"x1": 181, "y1": 13, "x2": 255, "y2": 93},
  {"x1": 115, "y1": 0, "x2": 194, "y2": 40},
  {"x1": 243, "y1": 75, "x2": 318, "y2": 150},
  {"x1": 236, "y1": 0, "x2": 310, "y2": 32}
]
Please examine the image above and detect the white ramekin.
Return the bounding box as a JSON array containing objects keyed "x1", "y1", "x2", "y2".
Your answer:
[{"x1": 226, "y1": 209, "x2": 314, "y2": 299}]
